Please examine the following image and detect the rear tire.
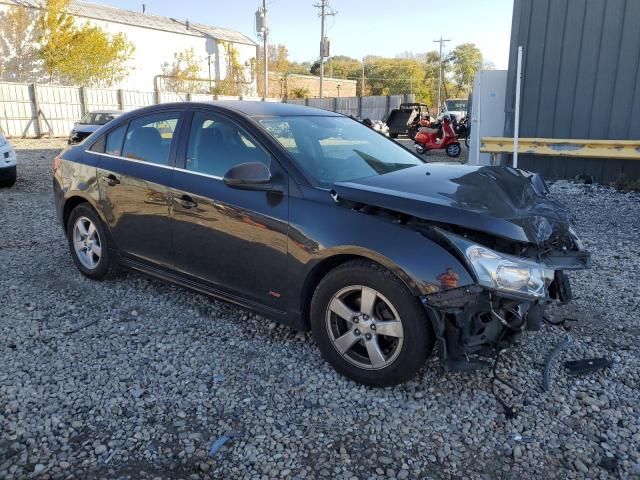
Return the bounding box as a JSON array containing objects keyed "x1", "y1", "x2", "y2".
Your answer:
[
  {"x1": 390, "y1": 133, "x2": 398, "y2": 139},
  {"x1": 66, "y1": 204, "x2": 119, "y2": 280},
  {"x1": 310, "y1": 260, "x2": 434, "y2": 387},
  {"x1": 0, "y1": 167, "x2": 16, "y2": 188}
]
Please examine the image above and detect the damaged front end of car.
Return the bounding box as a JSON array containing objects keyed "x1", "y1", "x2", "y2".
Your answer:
[
  {"x1": 421, "y1": 224, "x2": 589, "y2": 371},
  {"x1": 332, "y1": 164, "x2": 591, "y2": 372}
]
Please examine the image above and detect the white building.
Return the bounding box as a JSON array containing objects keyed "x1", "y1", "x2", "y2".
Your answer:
[{"x1": 0, "y1": 0, "x2": 258, "y2": 94}]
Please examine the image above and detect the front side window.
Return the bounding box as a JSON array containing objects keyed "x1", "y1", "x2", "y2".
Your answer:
[
  {"x1": 122, "y1": 112, "x2": 180, "y2": 165},
  {"x1": 185, "y1": 111, "x2": 270, "y2": 177},
  {"x1": 259, "y1": 116, "x2": 423, "y2": 186}
]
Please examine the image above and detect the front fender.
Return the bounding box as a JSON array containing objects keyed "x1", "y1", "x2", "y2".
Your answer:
[{"x1": 289, "y1": 195, "x2": 475, "y2": 301}]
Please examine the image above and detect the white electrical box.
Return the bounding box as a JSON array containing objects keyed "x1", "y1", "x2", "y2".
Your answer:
[{"x1": 469, "y1": 70, "x2": 507, "y2": 166}]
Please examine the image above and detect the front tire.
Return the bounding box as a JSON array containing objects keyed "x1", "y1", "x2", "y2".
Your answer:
[
  {"x1": 0, "y1": 166, "x2": 16, "y2": 188},
  {"x1": 66, "y1": 204, "x2": 118, "y2": 280},
  {"x1": 310, "y1": 260, "x2": 435, "y2": 387}
]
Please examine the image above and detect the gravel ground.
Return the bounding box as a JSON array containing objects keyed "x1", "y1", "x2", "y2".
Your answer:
[{"x1": 1, "y1": 139, "x2": 638, "y2": 480}]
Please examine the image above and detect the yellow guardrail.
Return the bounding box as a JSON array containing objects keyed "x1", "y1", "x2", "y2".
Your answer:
[{"x1": 481, "y1": 137, "x2": 640, "y2": 163}]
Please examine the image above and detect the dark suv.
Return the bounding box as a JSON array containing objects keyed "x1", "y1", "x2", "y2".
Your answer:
[{"x1": 53, "y1": 102, "x2": 590, "y2": 386}]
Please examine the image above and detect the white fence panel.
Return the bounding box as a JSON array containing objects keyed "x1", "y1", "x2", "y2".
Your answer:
[
  {"x1": 1, "y1": 80, "x2": 414, "y2": 137},
  {"x1": 360, "y1": 96, "x2": 389, "y2": 121},
  {"x1": 191, "y1": 93, "x2": 215, "y2": 102},
  {"x1": 158, "y1": 92, "x2": 187, "y2": 103},
  {"x1": 85, "y1": 88, "x2": 119, "y2": 111},
  {"x1": 0, "y1": 82, "x2": 38, "y2": 137},
  {"x1": 307, "y1": 98, "x2": 335, "y2": 111},
  {"x1": 335, "y1": 97, "x2": 359, "y2": 117},
  {"x1": 122, "y1": 91, "x2": 155, "y2": 111},
  {"x1": 37, "y1": 85, "x2": 82, "y2": 136}
]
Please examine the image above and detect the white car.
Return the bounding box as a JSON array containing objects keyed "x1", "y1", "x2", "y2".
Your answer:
[{"x1": 0, "y1": 133, "x2": 17, "y2": 188}]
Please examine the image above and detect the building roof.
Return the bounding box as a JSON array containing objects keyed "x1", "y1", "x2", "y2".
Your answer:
[{"x1": 3, "y1": 0, "x2": 257, "y2": 45}]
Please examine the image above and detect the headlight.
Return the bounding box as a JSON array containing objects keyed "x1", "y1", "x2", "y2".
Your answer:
[{"x1": 438, "y1": 229, "x2": 553, "y2": 298}]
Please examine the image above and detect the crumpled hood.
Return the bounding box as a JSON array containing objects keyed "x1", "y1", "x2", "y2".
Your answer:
[{"x1": 333, "y1": 163, "x2": 573, "y2": 246}]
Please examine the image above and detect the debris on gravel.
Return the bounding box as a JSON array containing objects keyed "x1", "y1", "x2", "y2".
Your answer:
[{"x1": 0, "y1": 139, "x2": 638, "y2": 479}]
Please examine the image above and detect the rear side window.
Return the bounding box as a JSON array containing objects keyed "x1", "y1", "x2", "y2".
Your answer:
[
  {"x1": 122, "y1": 112, "x2": 181, "y2": 165},
  {"x1": 105, "y1": 124, "x2": 127, "y2": 155}
]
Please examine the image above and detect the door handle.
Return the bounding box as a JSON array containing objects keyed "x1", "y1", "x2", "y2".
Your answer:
[
  {"x1": 106, "y1": 174, "x2": 120, "y2": 186},
  {"x1": 179, "y1": 194, "x2": 198, "y2": 209}
]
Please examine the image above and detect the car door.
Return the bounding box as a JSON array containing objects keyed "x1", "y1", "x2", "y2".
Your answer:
[
  {"x1": 169, "y1": 109, "x2": 289, "y2": 311},
  {"x1": 93, "y1": 110, "x2": 183, "y2": 266}
]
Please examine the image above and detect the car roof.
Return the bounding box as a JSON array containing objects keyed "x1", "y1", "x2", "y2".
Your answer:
[
  {"x1": 184, "y1": 101, "x2": 342, "y2": 117},
  {"x1": 88, "y1": 110, "x2": 124, "y2": 115}
]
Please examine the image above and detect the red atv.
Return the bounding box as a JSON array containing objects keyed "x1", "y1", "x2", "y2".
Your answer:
[{"x1": 413, "y1": 115, "x2": 462, "y2": 158}]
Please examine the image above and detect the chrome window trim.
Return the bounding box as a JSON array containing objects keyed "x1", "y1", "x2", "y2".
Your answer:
[
  {"x1": 85, "y1": 150, "x2": 174, "y2": 170},
  {"x1": 173, "y1": 167, "x2": 223, "y2": 181}
]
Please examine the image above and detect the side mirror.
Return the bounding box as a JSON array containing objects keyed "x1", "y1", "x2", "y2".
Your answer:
[{"x1": 223, "y1": 162, "x2": 275, "y2": 191}]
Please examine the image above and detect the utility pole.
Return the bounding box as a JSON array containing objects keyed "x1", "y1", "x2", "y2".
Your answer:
[
  {"x1": 262, "y1": 0, "x2": 268, "y2": 98},
  {"x1": 255, "y1": 2, "x2": 268, "y2": 97},
  {"x1": 314, "y1": 0, "x2": 336, "y2": 98},
  {"x1": 361, "y1": 58, "x2": 365, "y2": 97},
  {"x1": 433, "y1": 36, "x2": 450, "y2": 114}
]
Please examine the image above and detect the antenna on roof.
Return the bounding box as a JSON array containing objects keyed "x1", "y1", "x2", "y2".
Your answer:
[
  {"x1": 186, "y1": 19, "x2": 190, "y2": 30},
  {"x1": 142, "y1": 3, "x2": 146, "y2": 13}
]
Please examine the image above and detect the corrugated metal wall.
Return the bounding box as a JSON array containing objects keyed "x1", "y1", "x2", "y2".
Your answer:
[{"x1": 505, "y1": 0, "x2": 640, "y2": 181}]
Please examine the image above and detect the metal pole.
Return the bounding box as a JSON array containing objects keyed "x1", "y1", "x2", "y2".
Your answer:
[
  {"x1": 513, "y1": 46, "x2": 523, "y2": 169},
  {"x1": 361, "y1": 58, "x2": 365, "y2": 97},
  {"x1": 433, "y1": 36, "x2": 450, "y2": 115},
  {"x1": 263, "y1": 0, "x2": 268, "y2": 98},
  {"x1": 319, "y1": 0, "x2": 325, "y2": 98}
]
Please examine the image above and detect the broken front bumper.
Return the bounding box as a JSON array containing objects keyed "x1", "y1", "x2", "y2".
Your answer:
[{"x1": 420, "y1": 265, "x2": 582, "y2": 372}]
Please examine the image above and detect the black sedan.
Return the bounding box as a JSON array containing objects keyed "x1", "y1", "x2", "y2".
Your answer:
[{"x1": 53, "y1": 102, "x2": 590, "y2": 386}]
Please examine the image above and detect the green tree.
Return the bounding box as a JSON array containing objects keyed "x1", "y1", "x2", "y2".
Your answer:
[
  {"x1": 289, "y1": 86, "x2": 310, "y2": 99},
  {"x1": 0, "y1": 5, "x2": 41, "y2": 82},
  {"x1": 214, "y1": 42, "x2": 251, "y2": 96},
  {"x1": 161, "y1": 48, "x2": 202, "y2": 93},
  {"x1": 37, "y1": 0, "x2": 135, "y2": 86},
  {"x1": 448, "y1": 43, "x2": 483, "y2": 95}
]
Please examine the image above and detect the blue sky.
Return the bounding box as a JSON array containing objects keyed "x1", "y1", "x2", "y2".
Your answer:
[{"x1": 96, "y1": 0, "x2": 515, "y2": 68}]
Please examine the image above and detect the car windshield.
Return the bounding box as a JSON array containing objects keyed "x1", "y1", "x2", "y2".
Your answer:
[
  {"x1": 445, "y1": 100, "x2": 467, "y2": 112},
  {"x1": 79, "y1": 112, "x2": 119, "y2": 125},
  {"x1": 259, "y1": 115, "x2": 423, "y2": 186}
]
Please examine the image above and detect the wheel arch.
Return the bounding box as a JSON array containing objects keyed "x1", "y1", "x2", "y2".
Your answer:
[
  {"x1": 298, "y1": 251, "x2": 424, "y2": 330},
  {"x1": 62, "y1": 194, "x2": 110, "y2": 237}
]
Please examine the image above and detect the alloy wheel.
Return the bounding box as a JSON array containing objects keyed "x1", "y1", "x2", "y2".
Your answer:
[
  {"x1": 325, "y1": 285, "x2": 404, "y2": 370},
  {"x1": 72, "y1": 216, "x2": 102, "y2": 269}
]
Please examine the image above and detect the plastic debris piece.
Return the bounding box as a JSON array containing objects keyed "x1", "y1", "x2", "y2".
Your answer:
[
  {"x1": 564, "y1": 358, "x2": 611, "y2": 375},
  {"x1": 208, "y1": 432, "x2": 242, "y2": 456},
  {"x1": 212, "y1": 374, "x2": 225, "y2": 383},
  {"x1": 543, "y1": 334, "x2": 573, "y2": 391},
  {"x1": 509, "y1": 433, "x2": 534, "y2": 443}
]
